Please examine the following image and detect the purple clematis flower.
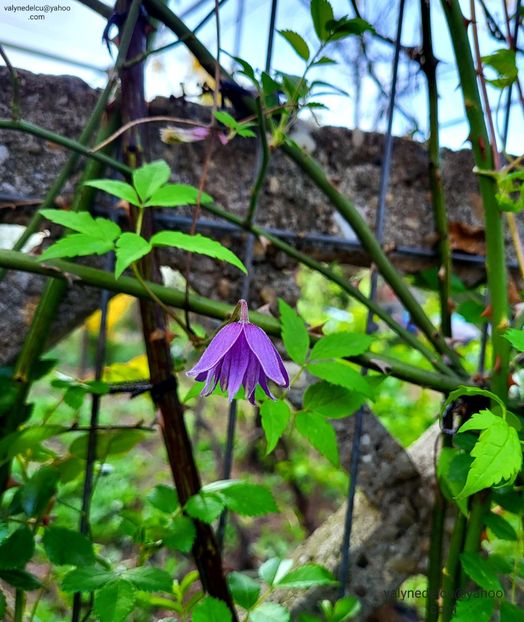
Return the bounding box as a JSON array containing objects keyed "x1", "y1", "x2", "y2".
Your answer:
[{"x1": 187, "y1": 300, "x2": 289, "y2": 404}]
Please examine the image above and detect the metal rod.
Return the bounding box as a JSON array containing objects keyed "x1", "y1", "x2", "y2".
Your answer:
[{"x1": 337, "y1": 0, "x2": 406, "y2": 597}]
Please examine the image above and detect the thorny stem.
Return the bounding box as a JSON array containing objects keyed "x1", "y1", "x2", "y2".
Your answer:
[
  {"x1": 0, "y1": 249, "x2": 470, "y2": 394},
  {"x1": 470, "y1": 0, "x2": 524, "y2": 282},
  {"x1": 0, "y1": 45, "x2": 20, "y2": 120},
  {"x1": 441, "y1": 511, "x2": 467, "y2": 622},
  {"x1": 420, "y1": 2, "x2": 452, "y2": 617}
]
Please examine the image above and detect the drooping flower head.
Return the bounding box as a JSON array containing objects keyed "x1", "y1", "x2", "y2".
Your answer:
[{"x1": 187, "y1": 300, "x2": 289, "y2": 404}]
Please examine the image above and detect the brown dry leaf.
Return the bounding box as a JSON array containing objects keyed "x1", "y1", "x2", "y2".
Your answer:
[{"x1": 448, "y1": 221, "x2": 486, "y2": 255}]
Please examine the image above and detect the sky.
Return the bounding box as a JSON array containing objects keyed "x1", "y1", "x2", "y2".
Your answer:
[{"x1": 1, "y1": 0, "x2": 522, "y2": 153}]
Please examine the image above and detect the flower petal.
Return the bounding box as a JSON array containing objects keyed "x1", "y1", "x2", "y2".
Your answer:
[
  {"x1": 258, "y1": 370, "x2": 276, "y2": 401},
  {"x1": 201, "y1": 363, "x2": 222, "y2": 396},
  {"x1": 187, "y1": 323, "x2": 243, "y2": 376},
  {"x1": 243, "y1": 324, "x2": 289, "y2": 387},
  {"x1": 220, "y1": 334, "x2": 250, "y2": 401},
  {"x1": 243, "y1": 355, "x2": 260, "y2": 403}
]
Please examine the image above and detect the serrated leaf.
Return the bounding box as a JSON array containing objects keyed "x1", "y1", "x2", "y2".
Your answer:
[
  {"x1": 62, "y1": 566, "x2": 115, "y2": 592},
  {"x1": 275, "y1": 564, "x2": 338, "y2": 589},
  {"x1": 260, "y1": 399, "x2": 291, "y2": 454},
  {"x1": 227, "y1": 572, "x2": 260, "y2": 609},
  {"x1": 326, "y1": 17, "x2": 374, "y2": 40},
  {"x1": 443, "y1": 386, "x2": 506, "y2": 419},
  {"x1": 0, "y1": 569, "x2": 41, "y2": 590},
  {"x1": 482, "y1": 49, "x2": 517, "y2": 89},
  {"x1": 259, "y1": 559, "x2": 293, "y2": 586},
  {"x1": 39, "y1": 233, "x2": 115, "y2": 261},
  {"x1": 185, "y1": 492, "x2": 225, "y2": 523},
  {"x1": 296, "y1": 411, "x2": 339, "y2": 466},
  {"x1": 505, "y1": 328, "x2": 524, "y2": 351},
  {"x1": 144, "y1": 183, "x2": 212, "y2": 207},
  {"x1": 307, "y1": 361, "x2": 374, "y2": 399},
  {"x1": 249, "y1": 602, "x2": 290, "y2": 622},
  {"x1": 0, "y1": 525, "x2": 34, "y2": 569},
  {"x1": 193, "y1": 595, "x2": 232, "y2": 622},
  {"x1": 115, "y1": 232, "x2": 152, "y2": 278},
  {"x1": 458, "y1": 409, "x2": 499, "y2": 433},
  {"x1": 164, "y1": 516, "x2": 196, "y2": 553},
  {"x1": 147, "y1": 484, "x2": 179, "y2": 513},
  {"x1": 221, "y1": 482, "x2": 278, "y2": 516},
  {"x1": 456, "y1": 418, "x2": 522, "y2": 498},
  {"x1": 40, "y1": 209, "x2": 117, "y2": 238},
  {"x1": 84, "y1": 179, "x2": 141, "y2": 206},
  {"x1": 450, "y1": 595, "x2": 495, "y2": 622},
  {"x1": 122, "y1": 566, "x2": 173, "y2": 592},
  {"x1": 310, "y1": 333, "x2": 373, "y2": 360},
  {"x1": 310, "y1": 0, "x2": 334, "y2": 41},
  {"x1": 94, "y1": 579, "x2": 136, "y2": 622},
  {"x1": 501, "y1": 600, "x2": 524, "y2": 621},
  {"x1": 460, "y1": 552, "x2": 503, "y2": 591},
  {"x1": 132, "y1": 160, "x2": 171, "y2": 202},
  {"x1": 69, "y1": 430, "x2": 145, "y2": 459},
  {"x1": 278, "y1": 299, "x2": 309, "y2": 365},
  {"x1": 484, "y1": 512, "x2": 518, "y2": 541},
  {"x1": 303, "y1": 382, "x2": 364, "y2": 418},
  {"x1": 278, "y1": 30, "x2": 310, "y2": 61},
  {"x1": 43, "y1": 527, "x2": 96, "y2": 566},
  {"x1": 151, "y1": 231, "x2": 247, "y2": 273}
]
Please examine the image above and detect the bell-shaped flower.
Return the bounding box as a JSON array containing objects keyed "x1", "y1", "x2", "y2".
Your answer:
[{"x1": 187, "y1": 300, "x2": 289, "y2": 404}]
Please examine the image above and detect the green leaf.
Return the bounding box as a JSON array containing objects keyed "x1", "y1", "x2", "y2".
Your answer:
[
  {"x1": 482, "y1": 49, "x2": 517, "y2": 88},
  {"x1": 0, "y1": 589, "x2": 5, "y2": 619},
  {"x1": 0, "y1": 425, "x2": 66, "y2": 463},
  {"x1": 326, "y1": 17, "x2": 374, "y2": 40},
  {"x1": 132, "y1": 160, "x2": 171, "y2": 202},
  {"x1": 484, "y1": 512, "x2": 518, "y2": 541},
  {"x1": 501, "y1": 600, "x2": 524, "y2": 622},
  {"x1": 259, "y1": 559, "x2": 293, "y2": 586},
  {"x1": 13, "y1": 466, "x2": 59, "y2": 517},
  {"x1": 296, "y1": 411, "x2": 339, "y2": 466},
  {"x1": 40, "y1": 209, "x2": 112, "y2": 237},
  {"x1": 144, "y1": 183, "x2": 213, "y2": 207},
  {"x1": 151, "y1": 231, "x2": 247, "y2": 273},
  {"x1": 278, "y1": 299, "x2": 309, "y2": 365},
  {"x1": 278, "y1": 30, "x2": 310, "y2": 61},
  {"x1": 193, "y1": 595, "x2": 232, "y2": 622},
  {"x1": 42, "y1": 527, "x2": 95, "y2": 566},
  {"x1": 147, "y1": 484, "x2": 179, "y2": 514},
  {"x1": 312, "y1": 56, "x2": 336, "y2": 66},
  {"x1": 84, "y1": 179, "x2": 141, "y2": 206},
  {"x1": 456, "y1": 416, "x2": 522, "y2": 498},
  {"x1": 115, "y1": 232, "x2": 152, "y2": 278},
  {"x1": 0, "y1": 569, "x2": 42, "y2": 590},
  {"x1": 69, "y1": 430, "x2": 145, "y2": 459},
  {"x1": 458, "y1": 409, "x2": 499, "y2": 433},
  {"x1": 39, "y1": 233, "x2": 115, "y2": 261},
  {"x1": 505, "y1": 328, "x2": 524, "y2": 351},
  {"x1": 122, "y1": 566, "x2": 173, "y2": 592},
  {"x1": 164, "y1": 516, "x2": 196, "y2": 553},
  {"x1": 260, "y1": 399, "x2": 291, "y2": 454},
  {"x1": 62, "y1": 566, "x2": 115, "y2": 592},
  {"x1": 307, "y1": 361, "x2": 374, "y2": 399},
  {"x1": 219, "y1": 482, "x2": 278, "y2": 517},
  {"x1": 185, "y1": 492, "x2": 225, "y2": 523},
  {"x1": 450, "y1": 595, "x2": 495, "y2": 622},
  {"x1": 94, "y1": 580, "x2": 136, "y2": 622},
  {"x1": 249, "y1": 602, "x2": 290, "y2": 622},
  {"x1": 310, "y1": 333, "x2": 373, "y2": 360},
  {"x1": 310, "y1": 0, "x2": 334, "y2": 41},
  {"x1": 275, "y1": 564, "x2": 338, "y2": 589},
  {"x1": 215, "y1": 110, "x2": 241, "y2": 130},
  {"x1": 437, "y1": 448, "x2": 471, "y2": 515},
  {"x1": 332, "y1": 595, "x2": 361, "y2": 621},
  {"x1": 0, "y1": 525, "x2": 34, "y2": 569},
  {"x1": 227, "y1": 572, "x2": 261, "y2": 610},
  {"x1": 303, "y1": 382, "x2": 364, "y2": 418},
  {"x1": 460, "y1": 552, "x2": 503, "y2": 592}
]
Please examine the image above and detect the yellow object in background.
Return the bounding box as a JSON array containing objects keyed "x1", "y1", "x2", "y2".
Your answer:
[{"x1": 85, "y1": 294, "x2": 135, "y2": 338}]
